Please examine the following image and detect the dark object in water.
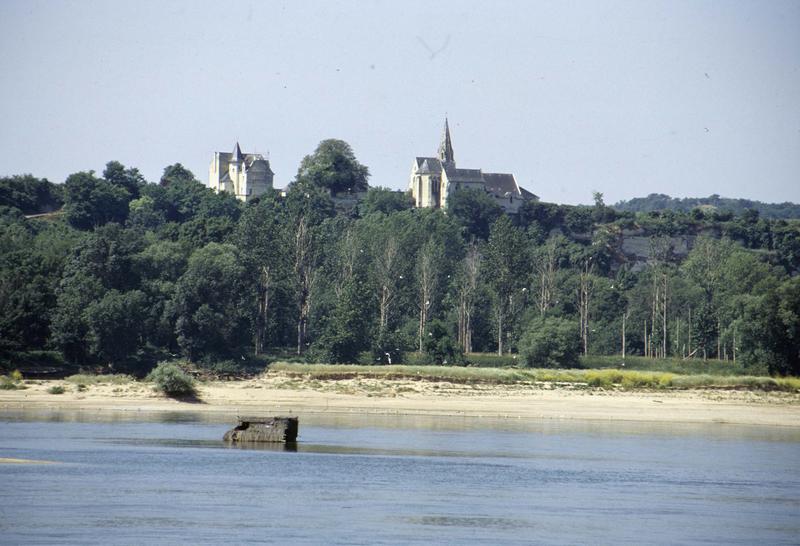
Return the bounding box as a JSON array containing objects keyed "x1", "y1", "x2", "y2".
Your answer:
[{"x1": 223, "y1": 417, "x2": 298, "y2": 444}]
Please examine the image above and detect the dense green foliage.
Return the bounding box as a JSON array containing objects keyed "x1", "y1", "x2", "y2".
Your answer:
[
  {"x1": 519, "y1": 317, "x2": 581, "y2": 368},
  {"x1": 1, "y1": 143, "x2": 799, "y2": 378},
  {"x1": 296, "y1": 139, "x2": 370, "y2": 194},
  {"x1": 0, "y1": 175, "x2": 64, "y2": 215},
  {"x1": 146, "y1": 361, "x2": 196, "y2": 397},
  {"x1": 614, "y1": 193, "x2": 800, "y2": 220}
]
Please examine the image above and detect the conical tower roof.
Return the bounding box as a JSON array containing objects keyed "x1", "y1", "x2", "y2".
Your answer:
[
  {"x1": 438, "y1": 118, "x2": 454, "y2": 165},
  {"x1": 232, "y1": 142, "x2": 244, "y2": 163}
]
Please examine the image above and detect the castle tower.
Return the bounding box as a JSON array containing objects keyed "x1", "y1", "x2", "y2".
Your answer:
[
  {"x1": 229, "y1": 142, "x2": 243, "y2": 177},
  {"x1": 209, "y1": 142, "x2": 274, "y2": 202},
  {"x1": 438, "y1": 118, "x2": 455, "y2": 166}
]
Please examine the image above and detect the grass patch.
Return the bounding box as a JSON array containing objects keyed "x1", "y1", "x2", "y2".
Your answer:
[
  {"x1": 47, "y1": 385, "x2": 65, "y2": 395},
  {"x1": 580, "y1": 355, "x2": 754, "y2": 376},
  {"x1": 269, "y1": 362, "x2": 533, "y2": 384},
  {"x1": 65, "y1": 374, "x2": 133, "y2": 386},
  {"x1": 267, "y1": 363, "x2": 800, "y2": 393}
]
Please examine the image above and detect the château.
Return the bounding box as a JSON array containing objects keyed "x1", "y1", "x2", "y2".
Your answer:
[{"x1": 208, "y1": 142, "x2": 274, "y2": 202}]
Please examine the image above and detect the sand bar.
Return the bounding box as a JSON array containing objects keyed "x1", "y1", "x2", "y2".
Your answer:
[
  {"x1": 0, "y1": 457, "x2": 59, "y2": 464},
  {"x1": 1, "y1": 376, "x2": 799, "y2": 428}
]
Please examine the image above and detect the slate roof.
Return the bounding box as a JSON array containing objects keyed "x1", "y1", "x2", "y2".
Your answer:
[
  {"x1": 443, "y1": 165, "x2": 483, "y2": 183},
  {"x1": 483, "y1": 173, "x2": 519, "y2": 196},
  {"x1": 415, "y1": 157, "x2": 442, "y2": 174},
  {"x1": 245, "y1": 155, "x2": 274, "y2": 174}
]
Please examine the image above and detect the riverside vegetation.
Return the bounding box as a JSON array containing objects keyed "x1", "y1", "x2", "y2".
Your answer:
[
  {"x1": 1, "y1": 140, "x2": 799, "y2": 386},
  {"x1": 7, "y1": 362, "x2": 799, "y2": 398}
]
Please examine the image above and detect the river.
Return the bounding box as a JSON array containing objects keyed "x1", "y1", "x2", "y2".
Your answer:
[{"x1": 1, "y1": 410, "x2": 799, "y2": 545}]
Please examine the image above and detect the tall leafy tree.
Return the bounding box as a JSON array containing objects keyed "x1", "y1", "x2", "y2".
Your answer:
[
  {"x1": 103, "y1": 161, "x2": 145, "y2": 199},
  {"x1": 85, "y1": 289, "x2": 149, "y2": 366},
  {"x1": 235, "y1": 191, "x2": 290, "y2": 355},
  {"x1": 361, "y1": 187, "x2": 414, "y2": 215},
  {"x1": 484, "y1": 215, "x2": 530, "y2": 354},
  {"x1": 447, "y1": 189, "x2": 502, "y2": 241},
  {"x1": 174, "y1": 243, "x2": 249, "y2": 359},
  {"x1": 0, "y1": 175, "x2": 63, "y2": 214},
  {"x1": 160, "y1": 163, "x2": 197, "y2": 186},
  {"x1": 295, "y1": 139, "x2": 370, "y2": 194},
  {"x1": 64, "y1": 171, "x2": 131, "y2": 230}
]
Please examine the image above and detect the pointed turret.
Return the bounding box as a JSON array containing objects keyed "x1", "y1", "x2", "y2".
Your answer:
[
  {"x1": 438, "y1": 118, "x2": 455, "y2": 166},
  {"x1": 232, "y1": 141, "x2": 244, "y2": 164}
]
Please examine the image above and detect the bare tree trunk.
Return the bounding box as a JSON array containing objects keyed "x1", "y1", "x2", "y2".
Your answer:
[
  {"x1": 293, "y1": 216, "x2": 316, "y2": 355},
  {"x1": 418, "y1": 307, "x2": 425, "y2": 353},
  {"x1": 417, "y1": 242, "x2": 436, "y2": 353},
  {"x1": 537, "y1": 242, "x2": 557, "y2": 315},
  {"x1": 622, "y1": 310, "x2": 629, "y2": 361},
  {"x1": 455, "y1": 245, "x2": 480, "y2": 354},
  {"x1": 687, "y1": 307, "x2": 692, "y2": 359},
  {"x1": 335, "y1": 228, "x2": 358, "y2": 300},
  {"x1": 579, "y1": 260, "x2": 594, "y2": 357},
  {"x1": 497, "y1": 307, "x2": 504, "y2": 356},
  {"x1": 375, "y1": 236, "x2": 399, "y2": 334},
  {"x1": 662, "y1": 274, "x2": 668, "y2": 358},
  {"x1": 255, "y1": 265, "x2": 271, "y2": 356},
  {"x1": 465, "y1": 311, "x2": 472, "y2": 354}
]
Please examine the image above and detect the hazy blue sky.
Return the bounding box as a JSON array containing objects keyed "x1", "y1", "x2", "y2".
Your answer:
[{"x1": 1, "y1": 0, "x2": 798, "y2": 205}]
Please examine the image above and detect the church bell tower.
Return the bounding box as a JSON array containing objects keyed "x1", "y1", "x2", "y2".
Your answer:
[{"x1": 438, "y1": 118, "x2": 455, "y2": 166}]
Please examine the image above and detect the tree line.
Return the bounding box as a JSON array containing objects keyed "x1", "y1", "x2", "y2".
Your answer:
[
  {"x1": 614, "y1": 192, "x2": 800, "y2": 220},
  {"x1": 1, "y1": 139, "x2": 799, "y2": 376}
]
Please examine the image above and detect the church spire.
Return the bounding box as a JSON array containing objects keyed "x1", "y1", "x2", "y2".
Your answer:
[{"x1": 438, "y1": 118, "x2": 454, "y2": 165}]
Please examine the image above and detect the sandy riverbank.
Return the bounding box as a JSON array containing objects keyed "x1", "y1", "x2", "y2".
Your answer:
[{"x1": 1, "y1": 375, "x2": 799, "y2": 427}]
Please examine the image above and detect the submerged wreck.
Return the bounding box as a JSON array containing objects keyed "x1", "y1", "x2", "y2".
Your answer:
[{"x1": 223, "y1": 417, "x2": 299, "y2": 444}]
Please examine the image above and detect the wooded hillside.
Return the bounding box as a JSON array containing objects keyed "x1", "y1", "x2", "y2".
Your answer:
[{"x1": 2, "y1": 142, "x2": 799, "y2": 377}]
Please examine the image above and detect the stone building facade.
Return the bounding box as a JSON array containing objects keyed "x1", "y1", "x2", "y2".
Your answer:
[
  {"x1": 408, "y1": 119, "x2": 535, "y2": 213},
  {"x1": 208, "y1": 142, "x2": 274, "y2": 202}
]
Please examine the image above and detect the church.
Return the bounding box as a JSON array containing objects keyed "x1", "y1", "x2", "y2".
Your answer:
[
  {"x1": 208, "y1": 142, "x2": 274, "y2": 202},
  {"x1": 408, "y1": 119, "x2": 535, "y2": 213}
]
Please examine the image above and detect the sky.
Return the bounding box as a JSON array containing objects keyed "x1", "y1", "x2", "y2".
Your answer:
[{"x1": 1, "y1": 0, "x2": 798, "y2": 205}]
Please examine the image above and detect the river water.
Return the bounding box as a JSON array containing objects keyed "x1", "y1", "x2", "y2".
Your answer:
[{"x1": 1, "y1": 410, "x2": 799, "y2": 545}]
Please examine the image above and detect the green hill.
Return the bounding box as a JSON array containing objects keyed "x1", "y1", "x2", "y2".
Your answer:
[{"x1": 613, "y1": 194, "x2": 800, "y2": 220}]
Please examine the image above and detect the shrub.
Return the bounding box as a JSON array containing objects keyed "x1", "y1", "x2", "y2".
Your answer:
[
  {"x1": 0, "y1": 376, "x2": 19, "y2": 390},
  {"x1": 146, "y1": 361, "x2": 196, "y2": 397},
  {"x1": 585, "y1": 370, "x2": 621, "y2": 388},
  {"x1": 422, "y1": 319, "x2": 463, "y2": 365},
  {"x1": 519, "y1": 317, "x2": 581, "y2": 368},
  {"x1": 0, "y1": 370, "x2": 25, "y2": 390},
  {"x1": 47, "y1": 385, "x2": 65, "y2": 394},
  {"x1": 370, "y1": 329, "x2": 406, "y2": 365},
  {"x1": 403, "y1": 352, "x2": 428, "y2": 366}
]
